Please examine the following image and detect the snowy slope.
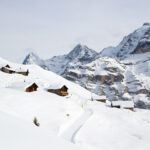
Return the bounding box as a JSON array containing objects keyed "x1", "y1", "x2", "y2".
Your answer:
[
  {"x1": 0, "y1": 57, "x2": 93, "y2": 150},
  {"x1": 1, "y1": 57, "x2": 150, "y2": 150},
  {"x1": 98, "y1": 46, "x2": 116, "y2": 58},
  {"x1": 122, "y1": 52, "x2": 150, "y2": 108},
  {"x1": 0, "y1": 111, "x2": 85, "y2": 150}
]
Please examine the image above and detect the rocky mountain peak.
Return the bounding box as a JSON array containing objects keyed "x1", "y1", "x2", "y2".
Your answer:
[
  {"x1": 23, "y1": 52, "x2": 42, "y2": 65},
  {"x1": 67, "y1": 44, "x2": 98, "y2": 62},
  {"x1": 26, "y1": 52, "x2": 38, "y2": 58},
  {"x1": 100, "y1": 23, "x2": 150, "y2": 59},
  {"x1": 143, "y1": 22, "x2": 150, "y2": 26}
]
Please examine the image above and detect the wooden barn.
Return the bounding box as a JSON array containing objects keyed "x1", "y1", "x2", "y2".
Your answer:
[
  {"x1": 111, "y1": 100, "x2": 134, "y2": 111},
  {"x1": 47, "y1": 85, "x2": 68, "y2": 96},
  {"x1": 111, "y1": 101, "x2": 120, "y2": 108},
  {"x1": 1, "y1": 67, "x2": 15, "y2": 74},
  {"x1": 26, "y1": 83, "x2": 38, "y2": 92},
  {"x1": 17, "y1": 69, "x2": 29, "y2": 76},
  {"x1": 0, "y1": 65, "x2": 29, "y2": 76},
  {"x1": 92, "y1": 94, "x2": 107, "y2": 103}
]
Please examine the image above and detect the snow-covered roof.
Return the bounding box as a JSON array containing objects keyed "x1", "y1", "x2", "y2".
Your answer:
[
  {"x1": 92, "y1": 94, "x2": 106, "y2": 100},
  {"x1": 111, "y1": 101, "x2": 134, "y2": 108},
  {"x1": 122, "y1": 93, "x2": 131, "y2": 99},
  {"x1": 25, "y1": 82, "x2": 38, "y2": 89},
  {"x1": 47, "y1": 83, "x2": 68, "y2": 89}
]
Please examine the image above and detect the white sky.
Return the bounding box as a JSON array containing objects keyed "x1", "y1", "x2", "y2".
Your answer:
[{"x1": 0, "y1": 0, "x2": 150, "y2": 62}]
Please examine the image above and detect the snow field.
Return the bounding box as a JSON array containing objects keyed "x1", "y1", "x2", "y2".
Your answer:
[{"x1": 0, "y1": 57, "x2": 150, "y2": 150}]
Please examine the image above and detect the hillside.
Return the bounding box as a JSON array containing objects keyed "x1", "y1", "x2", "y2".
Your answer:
[{"x1": 0, "y1": 57, "x2": 150, "y2": 150}]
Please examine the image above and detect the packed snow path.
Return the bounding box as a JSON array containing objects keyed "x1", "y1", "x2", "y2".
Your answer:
[{"x1": 59, "y1": 109, "x2": 93, "y2": 143}]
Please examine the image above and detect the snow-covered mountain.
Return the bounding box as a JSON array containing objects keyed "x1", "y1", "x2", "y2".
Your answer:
[
  {"x1": 23, "y1": 44, "x2": 98, "y2": 75},
  {"x1": 23, "y1": 23, "x2": 150, "y2": 109},
  {"x1": 66, "y1": 53, "x2": 150, "y2": 109},
  {"x1": 24, "y1": 23, "x2": 150, "y2": 65},
  {"x1": 1, "y1": 57, "x2": 150, "y2": 150},
  {"x1": 23, "y1": 52, "x2": 44, "y2": 65},
  {"x1": 100, "y1": 23, "x2": 150, "y2": 59}
]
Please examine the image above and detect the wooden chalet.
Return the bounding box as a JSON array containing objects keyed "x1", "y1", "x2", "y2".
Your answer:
[
  {"x1": 1, "y1": 67, "x2": 15, "y2": 74},
  {"x1": 0, "y1": 65, "x2": 29, "y2": 76},
  {"x1": 92, "y1": 94, "x2": 107, "y2": 103},
  {"x1": 17, "y1": 69, "x2": 29, "y2": 76},
  {"x1": 111, "y1": 100, "x2": 134, "y2": 111},
  {"x1": 48, "y1": 85, "x2": 68, "y2": 96},
  {"x1": 26, "y1": 83, "x2": 38, "y2": 92}
]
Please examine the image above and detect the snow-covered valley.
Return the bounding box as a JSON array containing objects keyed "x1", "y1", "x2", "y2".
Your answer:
[{"x1": 0, "y1": 57, "x2": 150, "y2": 150}]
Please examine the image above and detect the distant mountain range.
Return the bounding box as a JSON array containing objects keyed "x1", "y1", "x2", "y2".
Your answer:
[
  {"x1": 23, "y1": 23, "x2": 150, "y2": 109},
  {"x1": 23, "y1": 44, "x2": 98, "y2": 75}
]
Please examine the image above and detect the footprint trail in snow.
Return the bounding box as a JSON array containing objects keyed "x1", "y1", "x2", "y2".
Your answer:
[{"x1": 59, "y1": 109, "x2": 93, "y2": 144}]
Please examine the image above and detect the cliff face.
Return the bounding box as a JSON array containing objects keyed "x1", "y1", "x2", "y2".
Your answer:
[
  {"x1": 100, "y1": 23, "x2": 150, "y2": 59},
  {"x1": 132, "y1": 28, "x2": 150, "y2": 54},
  {"x1": 64, "y1": 57, "x2": 126, "y2": 101},
  {"x1": 64, "y1": 53, "x2": 150, "y2": 109}
]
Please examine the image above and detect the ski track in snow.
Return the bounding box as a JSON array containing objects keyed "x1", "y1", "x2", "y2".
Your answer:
[{"x1": 60, "y1": 109, "x2": 93, "y2": 144}]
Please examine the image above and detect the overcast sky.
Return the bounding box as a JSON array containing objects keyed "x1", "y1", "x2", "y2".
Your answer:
[{"x1": 0, "y1": 0, "x2": 150, "y2": 62}]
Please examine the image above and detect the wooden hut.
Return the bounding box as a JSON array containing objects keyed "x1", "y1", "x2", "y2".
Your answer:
[
  {"x1": 26, "y1": 83, "x2": 38, "y2": 92},
  {"x1": 93, "y1": 95, "x2": 107, "y2": 103},
  {"x1": 0, "y1": 65, "x2": 29, "y2": 76},
  {"x1": 96, "y1": 99, "x2": 106, "y2": 103},
  {"x1": 17, "y1": 69, "x2": 29, "y2": 76},
  {"x1": 111, "y1": 101, "x2": 134, "y2": 111},
  {"x1": 1, "y1": 67, "x2": 15, "y2": 74},
  {"x1": 111, "y1": 102, "x2": 120, "y2": 108},
  {"x1": 48, "y1": 85, "x2": 68, "y2": 96}
]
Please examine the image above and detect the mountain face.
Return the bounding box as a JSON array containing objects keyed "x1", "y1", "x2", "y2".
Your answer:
[
  {"x1": 100, "y1": 23, "x2": 150, "y2": 59},
  {"x1": 23, "y1": 23, "x2": 150, "y2": 109},
  {"x1": 23, "y1": 44, "x2": 98, "y2": 75},
  {"x1": 67, "y1": 44, "x2": 97, "y2": 63},
  {"x1": 66, "y1": 53, "x2": 150, "y2": 109},
  {"x1": 23, "y1": 52, "x2": 43, "y2": 65}
]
